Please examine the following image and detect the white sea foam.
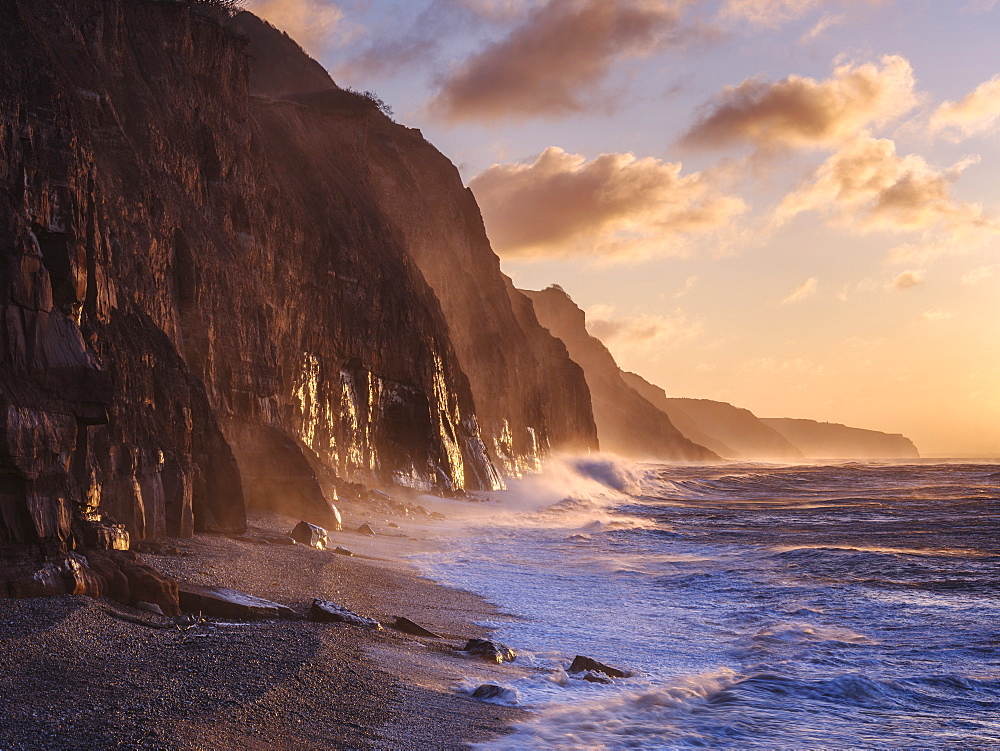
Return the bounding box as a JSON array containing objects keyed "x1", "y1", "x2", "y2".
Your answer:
[{"x1": 416, "y1": 459, "x2": 1000, "y2": 749}]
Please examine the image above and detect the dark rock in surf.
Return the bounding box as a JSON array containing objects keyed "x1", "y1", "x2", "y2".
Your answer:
[
  {"x1": 464, "y1": 638, "x2": 516, "y2": 663},
  {"x1": 309, "y1": 599, "x2": 381, "y2": 629},
  {"x1": 471, "y1": 683, "x2": 515, "y2": 701},
  {"x1": 391, "y1": 616, "x2": 442, "y2": 638},
  {"x1": 568, "y1": 655, "x2": 628, "y2": 679},
  {"x1": 290, "y1": 522, "x2": 328, "y2": 550},
  {"x1": 177, "y1": 584, "x2": 296, "y2": 620}
]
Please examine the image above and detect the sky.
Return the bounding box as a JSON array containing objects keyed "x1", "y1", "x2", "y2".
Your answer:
[{"x1": 245, "y1": 0, "x2": 1000, "y2": 457}]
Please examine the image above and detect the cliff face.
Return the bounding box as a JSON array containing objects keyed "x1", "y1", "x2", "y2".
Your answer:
[
  {"x1": 230, "y1": 11, "x2": 598, "y2": 476},
  {"x1": 621, "y1": 373, "x2": 803, "y2": 460},
  {"x1": 762, "y1": 418, "x2": 920, "y2": 459},
  {"x1": 0, "y1": 0, "x2": 536, "y2": 593},
  {"x1": 525, "y1": 287, "x2": 716, "y2": 462}
]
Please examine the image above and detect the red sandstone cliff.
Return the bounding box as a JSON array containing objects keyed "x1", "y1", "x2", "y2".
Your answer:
[{"x1": 0, "y1": 1, "x2": 598, "y2": 596}]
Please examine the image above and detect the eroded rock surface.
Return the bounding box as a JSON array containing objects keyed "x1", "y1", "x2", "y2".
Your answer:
[{"x1": 309, "y1": 598, "x2": 381, "y2": 629}]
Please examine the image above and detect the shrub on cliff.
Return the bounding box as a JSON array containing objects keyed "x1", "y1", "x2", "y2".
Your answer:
[{"x1": 190, "y1": 0, "x2": 244, "y2": 19}]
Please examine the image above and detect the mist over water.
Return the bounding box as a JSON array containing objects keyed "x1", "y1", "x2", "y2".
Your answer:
[{"x1": 417, "y1": 459, "x2": 1000, "y2": 749}]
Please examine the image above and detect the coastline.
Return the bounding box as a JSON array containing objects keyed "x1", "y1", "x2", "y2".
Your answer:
[{"x1": 0, "y1": 503, "x2": 530, "y2": 750}]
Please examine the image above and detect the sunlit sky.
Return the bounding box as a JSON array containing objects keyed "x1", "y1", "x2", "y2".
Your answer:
[{"x1": 246, "y1": 0, "x2": 1000, "y2": 456}]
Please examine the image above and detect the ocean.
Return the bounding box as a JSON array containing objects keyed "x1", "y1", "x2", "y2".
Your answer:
[{"x1": 416, "y1": 458, "x2": 1000, "y2": 749}]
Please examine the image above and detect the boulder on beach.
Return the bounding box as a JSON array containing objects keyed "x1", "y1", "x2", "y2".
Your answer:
[
  {"x1": 177, "y1": 584, "x2": 296, "y2": 620},
  {"x1": 568, "y1": 655, "x2": 628, "y2": 679},
  {"x1": 85, "y1": 550, "x2": 180, "y2": 616},
  {"x1": 290, "y1": 521, "x2": 329, "y2": 549},
  {"x1": 463, "y1": 638, "x2": 516, "y2": 663},
  {"x1": 333, "y1": 547, "x2": 354, "y2": 556},
  {"x1": 370, "y1": 489, "x2": 392, "y2": 502},
  {"x1": 356, "y1": 522, "x2": 377, "y2": 536},
  {"x1": 391, "y1": 616, "x2": 442, "y2": 638},
  {"x1": 309, "y1": 599, "x2": 381, "y2": 629}
]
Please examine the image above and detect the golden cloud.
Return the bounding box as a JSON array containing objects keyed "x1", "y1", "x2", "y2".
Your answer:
[
  {"x1": 961, "y1": 264, "x2": 998, "y2": 285},
  {"x1": 719, "y1": 0, "x2": 825, "y2": 26},
  {"x1": 781, "y1": 277, "x2": 819, "y2": 304},
  {"x1": 776, "y1": 136, "x2": 989, "y2": 235},
  {"x1": 931, "y1": 74, "x2": 1000, "y2": 141},
  {"x1": 889, "y1": 269, "x2": 926, "y2": 291},
  {"x1": 586, "y1": 305, "x2": 703, "y2": 350},
  {"x1": 681, "y1": 55, "x2": 917, "y2": 150},
  {"x1": 431, "y1": 0, "x2": 688, "y2": 121},
  {"x1": 719, "y1": 0, "x2": 888, "y2": 28},
  {"x1": 469, "y1": 147, "x2": 747, "y2": 260}
]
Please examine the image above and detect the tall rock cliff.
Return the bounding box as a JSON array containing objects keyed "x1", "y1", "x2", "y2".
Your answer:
[
  {"x1": 230, "y1": 13, "x2": 600, "y2": 476},
  {"x1": 621, "y1": 372, "x2": 803, "y2": 460},
  {"x1": 524, "y1": 286, "x2": 716, "y2": 461},
  {"x1": 762, "y1": 418, "x2": 920, "y2": 459},
  {"x1": 2, "y1": 0, "x2": 587, "y2": 594}
]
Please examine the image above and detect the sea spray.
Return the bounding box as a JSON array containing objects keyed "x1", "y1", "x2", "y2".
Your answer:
[{"x1": 414, "y1": 458, "x2": 1000, "y2": 748}]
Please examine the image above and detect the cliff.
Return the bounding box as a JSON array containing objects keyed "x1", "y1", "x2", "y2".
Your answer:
[
  {"x1": 621, "y1": 372, "x2": 803, "y2": 460},
  {"x1": 2, "y1": 0, "x2": 601, "y2": 597},
  {"x1": 761, "y1": 418, "x2": 920, "y2": 459},
  {"x1": 524, "y1": 287, "x2": 716, "y2": 461}
]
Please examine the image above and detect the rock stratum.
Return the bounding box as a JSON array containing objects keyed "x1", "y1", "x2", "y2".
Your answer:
[{"x1": 0, "y1": 1, "x2": 597, "y2": 597}]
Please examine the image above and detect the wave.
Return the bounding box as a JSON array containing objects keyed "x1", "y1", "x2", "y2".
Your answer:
[{"x1": 480, "y1": 669, "x2": 1000, "y2": 749}]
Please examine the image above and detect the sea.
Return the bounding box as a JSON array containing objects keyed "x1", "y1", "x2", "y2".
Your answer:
[{"x1": 415, "y1": 458, "x2": 1000, "y2": 749}]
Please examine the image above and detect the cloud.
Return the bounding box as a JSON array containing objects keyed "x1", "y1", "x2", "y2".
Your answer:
[
  {"x1": 776, "y1": 136, "x2": 990, "y2": 235},
  {"x1": 245, "y1": 0, "x2": 347, "y2": 56},
  {"x1": 718, "y1": 0, "x2": 826, "y2": 27},
  {"x1": 430, "y1": 0, "x2": 690, "y2": 121},
  {"x1": 719, "y1": 0, "x2": 887, "y2": 28},
  {"x1": 469, "y1": 146, "x2": 747, "y2": 260},
  {"x1": 921, "y1": 309, "x2": 955, "y2": 322},
  {"x1": 931, "y1": 74, "x2": 1000, "y2": 141},
  {"x1": 586, "y1": 305, "x2": 703, "y2": 350},
  {"x1": 889, "y1": 269, "x2": 925, "y2": 290},
  {"x1": 781, "y1": 277, "x2": 818, "y2": 304},
  {"x1": 340, "y1": 0, "x2": 525, "y2": 79},
  {"x1": 799, "y1": 12, "x2": 845, "y2": 42},
  {"x1": 675, "y1": 275, "x2": 699, "y2": 297},
  {"x1": 742, "y1": 356, "x2": 825, "y2": 376},
  {"x1": 961, "y1": 264, "x2": 998, "y2": 285},
  {"x1": 681, "y1": 55, "x2": 918, "y2": 150}
]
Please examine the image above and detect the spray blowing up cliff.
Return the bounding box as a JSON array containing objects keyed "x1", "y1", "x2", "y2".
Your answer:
[{"x1": 0, "y1": 0, "x2": 610, "y2": 597}]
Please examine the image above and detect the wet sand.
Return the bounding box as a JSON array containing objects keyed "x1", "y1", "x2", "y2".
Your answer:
[{"x1": 0, "y1": 506, "x2": 530, "y2": 750}]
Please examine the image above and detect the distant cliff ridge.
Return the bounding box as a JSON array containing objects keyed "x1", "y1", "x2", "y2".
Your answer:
[
  {"x1": 524, "y1": 287, "x2": 716, "y2": 462},
  {"x1": 621, "y1": 373, "x2": 804, "y2": 461},
  {"x1": 762, "y1": 418, "x2": 920, "y2": 459}
]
